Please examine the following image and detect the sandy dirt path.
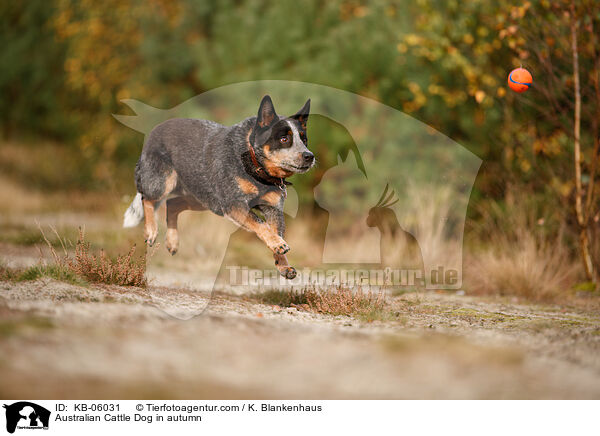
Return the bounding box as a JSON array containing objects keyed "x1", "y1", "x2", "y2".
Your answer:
[{"x1": 1, "y1": 275, "x2": 599, "y2": 399}]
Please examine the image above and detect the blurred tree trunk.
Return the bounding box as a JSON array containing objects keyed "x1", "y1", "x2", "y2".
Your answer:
[{"x1": 570, "y1": 4, "x2": 597, "y2": 285}]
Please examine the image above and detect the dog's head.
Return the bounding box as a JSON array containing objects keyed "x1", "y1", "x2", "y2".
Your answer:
[{"x1": 251, "y1": 95, "x2": 314, "y2": 178}]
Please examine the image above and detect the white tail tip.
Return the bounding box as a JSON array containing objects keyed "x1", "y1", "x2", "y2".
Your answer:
[{"x1": 123, "y1": 192, "x2": 144, "y2": 228}]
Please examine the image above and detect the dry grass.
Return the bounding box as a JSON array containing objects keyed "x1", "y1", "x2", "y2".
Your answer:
[
  {"x1": 250, "y1": 288, "x2": 310, "y2": 307},
  {"x1": 464, "y1": 198, "x2": 580, "y2": 302},
  {"x1": 305, "y1": 284, "x2": 387, "y2": 318},
  {"x1": 251, "y1": 284, "x2": 390, "y2": 322},
  {"x1": 465, "y1": 231, "x2": 578, "y2": 302},
  {"x1": 0, "y1": 264, "x2": 18, "y2": 281},
  {"x1": 68, "y1": 228, "x2": 147, "y2": 287},
  {"x1": 33, "y1": 226, "x2": 149, "y2": 287}
]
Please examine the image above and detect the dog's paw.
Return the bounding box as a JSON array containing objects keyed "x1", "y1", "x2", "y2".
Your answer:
[
  {"x1": 144, "y1": 226, "x2": 158, "y2": 247},
  {"x1": 273, "y1": 242, "x2": 290, "y2": 255},
  {"x1": 279, "y1": 266, "x2": 297, "y2": 280}
]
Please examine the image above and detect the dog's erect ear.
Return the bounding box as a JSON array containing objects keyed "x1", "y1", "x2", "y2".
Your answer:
[
  {"x1": 256, "y1": 95, "x2": 278, "y2": 128},
  {"x1": 292, "y1": 99, "x2": 310, "y2": 127},
  {"x1": 255, "y1": 128, "x2": 272, "y2": 146}
]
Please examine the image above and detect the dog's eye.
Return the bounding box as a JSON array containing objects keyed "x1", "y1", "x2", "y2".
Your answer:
[{"x1": 279, "y1": 137, "x2": 289, "y2": 144}]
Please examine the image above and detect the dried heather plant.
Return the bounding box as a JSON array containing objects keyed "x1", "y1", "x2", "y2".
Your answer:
[
  {"x1": 67, "y1": 228, "x2": 147, "y2": 287},
  {"x1": 303, "y1": 284, "x2": 386, "y2": 317},
  {"x1": 36, "y1": 225, "x2": 148, "y2": 288}
]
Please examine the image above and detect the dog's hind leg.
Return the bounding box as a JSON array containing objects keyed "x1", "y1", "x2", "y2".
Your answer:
[
  {"x1": 166, "y1": 197, "x2": 188, "y2": 255},
  {"x1": 142, "y1": 198, "x2": 159, "y2": 246},
  {"x1": 142, "y1": 170, "x2": 178, "y2": 246},
  {"x1": 165, "y1": 196, "x2": 207, "y2": 255}
]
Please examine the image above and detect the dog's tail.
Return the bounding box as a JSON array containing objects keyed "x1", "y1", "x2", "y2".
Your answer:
[{"x1": 123, "y1": 192, "x2": 144, "y2": 228}]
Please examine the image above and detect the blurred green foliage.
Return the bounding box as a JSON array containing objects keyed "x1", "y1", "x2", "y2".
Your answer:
[{"x1": 1, "y1": 1, "x2": 599, "y2": 250}]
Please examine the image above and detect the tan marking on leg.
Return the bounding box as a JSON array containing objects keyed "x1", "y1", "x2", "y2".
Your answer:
[
  {"x1": 273, "y1": 253, "x2": 296, "y2": 279},
  {"x1": 228, "y1": 207, "x2": 289, "y2": 254},
  {"x1": 166, "y1": 197, "x2": 187, "y2": 254},
  {"x1": 166, "y1": 197, "x2": 191, "y2": 229},
  {"x1": 164, "y1": 170, "x2": 178, "y2": 197},
  {"x1": 166, "y1": 196, "x2": 206, "y2": 255},
  {"x1": 261, "y1": 191, "x2": 281, "y2": 206},
  {"x1": 143, "y1": 199, "x2": 158, "y2": 246},
  {"x1": 236, "y1": 177, "x2": 259, "y2": 195}
]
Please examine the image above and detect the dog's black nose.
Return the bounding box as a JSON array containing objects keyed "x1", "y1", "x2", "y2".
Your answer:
[{"x1": 302, "y1": 152, "x2": 314, "y2": 163}]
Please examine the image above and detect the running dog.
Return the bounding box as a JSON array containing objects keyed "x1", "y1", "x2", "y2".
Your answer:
[{"x1": 123, "y1": 95, "x2": 313, "y2": 279}]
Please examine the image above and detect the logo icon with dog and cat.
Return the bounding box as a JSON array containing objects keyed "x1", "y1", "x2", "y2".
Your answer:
[
  {"x1": 3, "y1": 402, "x2": 50, "y2": 434},
  {"x1": 114, "y1": 81, "x2": 481, "y2": 319}
]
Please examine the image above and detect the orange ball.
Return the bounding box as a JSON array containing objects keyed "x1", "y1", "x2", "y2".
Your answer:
[{"x1": 508, "y1": 68, "x2": 533, "y2": 93}]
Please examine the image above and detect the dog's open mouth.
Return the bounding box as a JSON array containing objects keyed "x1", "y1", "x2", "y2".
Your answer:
[{"x1": 283, "y1": 163, "x2": 313, "y2": 173}]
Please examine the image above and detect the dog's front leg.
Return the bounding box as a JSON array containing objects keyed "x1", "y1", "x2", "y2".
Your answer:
[
  {"x1": 272, "y1": 251, "x2": 297, "y2": 280},
  {"x1": 226, "y1": 206, "x2": 289, "y2": 255},
  {"x1": 256, "y1": 204, "x2": 297, "y2": 280}
]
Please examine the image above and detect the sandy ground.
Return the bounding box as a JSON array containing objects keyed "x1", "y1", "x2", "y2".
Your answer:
[
  {"x1": 1, "y1": 271, "x2": 599, "y2": 399},
  {"x1": 0, "y1": 185, "x2": 599, "y2": 399}
]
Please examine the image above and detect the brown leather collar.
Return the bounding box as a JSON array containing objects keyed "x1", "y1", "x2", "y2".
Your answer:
[{"x1": 246, "y1": 128, "x2": 290, "y2": 196}]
